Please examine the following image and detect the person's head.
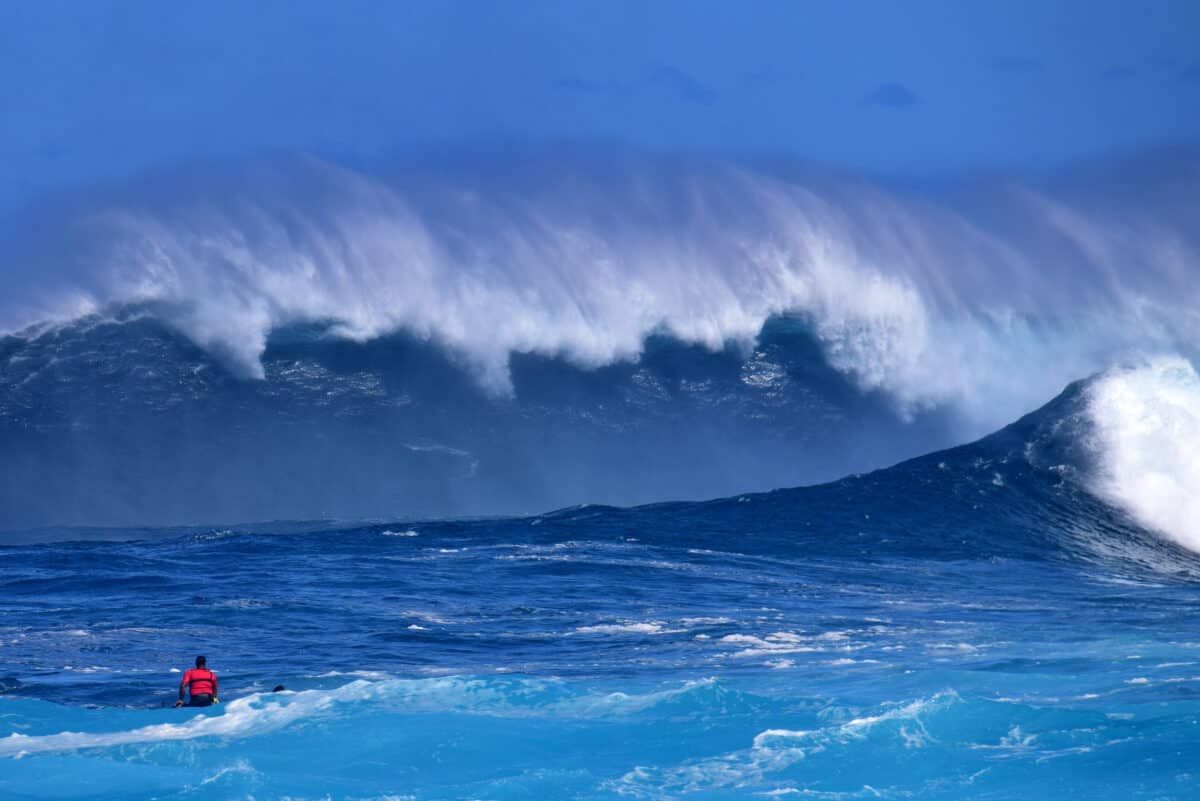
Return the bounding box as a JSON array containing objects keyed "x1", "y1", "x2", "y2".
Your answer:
[
  {"x1": 273, "y1": 685, "x2": 286, "y2": 693},
  {"x1": 195, "y1": 655, "x2": 207, "y2": 668}
]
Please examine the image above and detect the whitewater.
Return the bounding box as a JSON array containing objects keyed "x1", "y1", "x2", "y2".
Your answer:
[{"x1": 2, "y1": 150, "x2": 1200, "y2": 799}]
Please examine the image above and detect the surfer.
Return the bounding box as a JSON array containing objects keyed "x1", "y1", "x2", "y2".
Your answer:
[{"x1": 174, "y1": 655, "x2": 219, "y2": 707}]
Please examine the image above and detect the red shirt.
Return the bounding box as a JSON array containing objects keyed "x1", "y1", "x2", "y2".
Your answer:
[{"x1": 181, "y1": 668, "x2": 217, "y2": 697}]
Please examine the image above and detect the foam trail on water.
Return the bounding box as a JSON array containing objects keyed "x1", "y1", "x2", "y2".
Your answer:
[
  {"x1": 611, "y1": 692, "x2": 958, "y2": 795},
  {"x1": 0, "y1": 676, "x2": 727, "y2": 758},
  {"x1": 1086, "y1": 356, "x2": 1200, "y2": 553},
  {"x1": 0, "y1": 693, "x2": 319, "y2": 758}
]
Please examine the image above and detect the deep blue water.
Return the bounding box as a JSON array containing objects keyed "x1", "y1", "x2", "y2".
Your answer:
[{"x1": 3, "y1": 384, "x2": 1200, "y2": 800}]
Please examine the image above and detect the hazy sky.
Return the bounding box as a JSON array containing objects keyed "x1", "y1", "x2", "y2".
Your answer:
[{"x1": 3, "y1": 1, "x2": 1199, "y2": 211}]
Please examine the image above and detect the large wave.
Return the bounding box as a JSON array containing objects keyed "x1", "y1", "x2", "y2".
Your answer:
[
  {"x1": 2, "y1": 148, "x2": 1200, "y2": 528},
  {"x1": 3, "y1": 148, "x2": 1198, "y2": 431}
]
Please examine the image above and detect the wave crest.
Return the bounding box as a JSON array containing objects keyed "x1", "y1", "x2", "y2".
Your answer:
[
  {"x1": 4, "y1": 150, "x2": 1198, "y2": 430},
  {"x1": 1086, "y1": 356, "x2": 1200, "y2": 552}
]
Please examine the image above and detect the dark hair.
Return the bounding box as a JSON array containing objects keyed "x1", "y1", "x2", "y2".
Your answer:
[
  {"x1": 273, "y1": 685, "x2": 286, "y2": 692},
  {"x1": 195, "y1": 655, "x2": 207, "y2": 667}
]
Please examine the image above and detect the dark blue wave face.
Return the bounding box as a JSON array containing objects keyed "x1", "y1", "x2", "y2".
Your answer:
[
  {"x1": 2, "y1": 383, "x2": 1200, "y2": 799},
  {"x1": 0, "y1": 312, "x2": 956, "y2": 529}
]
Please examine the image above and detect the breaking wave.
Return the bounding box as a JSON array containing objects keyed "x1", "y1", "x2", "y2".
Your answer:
[
  {"x1": 3, "y1": 148, "x2": 1200, "y2": 530},
  {"x1": 1085, "y1": 356, "x2": 1200, "y2": 552},
  {"x1": 3, "y1": 148, "x2": 1198, "y2": 432}
]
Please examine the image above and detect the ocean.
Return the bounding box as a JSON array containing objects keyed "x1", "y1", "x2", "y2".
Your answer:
[{"x1": 2, "y1": 153, "x2": 1200, "y2": 799}]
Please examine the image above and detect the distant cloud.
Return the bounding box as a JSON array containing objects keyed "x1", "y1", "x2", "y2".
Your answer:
[
  {"x1": 865, "y1": 82, "x2": 919, "y2": 108},
  {"x1": 553, "y1": 65, "x2": 716, "y2": 105},
  {"x1": 988, "y1": 56, "x2": 1042, "y2": 74}
]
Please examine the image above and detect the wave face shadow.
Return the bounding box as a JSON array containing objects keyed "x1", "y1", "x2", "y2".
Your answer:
[{"x1": 0, "y1": 313, "x2": 954, "y2": 529}]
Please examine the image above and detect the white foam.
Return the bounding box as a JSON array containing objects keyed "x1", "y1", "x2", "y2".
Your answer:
[
  {"x1": 1086, "y1": 357, "x2": 1200, "y2": 552},
  {"x1": 0, "y1": 679, "x2": 478, "y2": 758},
  {"x1": 718, "y1": 631, "x2": 863, "y2": 658},
  {"x1": 0, "y1": 684, "x2": 370, "y2": 758},
  {"x1": 2, "y1": 675, "x2": 750, "y2": 761},
  {"x1": 199, "y1": 758, "x2": 260, "y2": 785},
  {"x1": 397, "y1": 610, "x2": 453, "y2": 625},
  {"x1": 612, "y1": 693, "x2": 956, "y2": 796},
  {"x1": 573, "y1": 621, "x2": 672, "y2": 635}
]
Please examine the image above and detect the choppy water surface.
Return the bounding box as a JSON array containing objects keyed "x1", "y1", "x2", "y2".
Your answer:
[
  {"x1": 4, "y1": 418, "x2": 1200, "y2": 801},
  {"x1": 5, "y1": 357, "x2": 1200, "y2": 799}
]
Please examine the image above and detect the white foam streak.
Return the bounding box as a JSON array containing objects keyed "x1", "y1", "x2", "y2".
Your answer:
[
  {"x1": 0, "y1": 676, "x2": 726, "y2": 758},
  {"x1": 614, "y1": 692, "x2": 957, "y2": 795},
  {"x1": 574, "y1": 621, "x2": 673, "y2": 635},
  {"x1": 0, "y1": 685, "x2": 361, "y2": 758}
]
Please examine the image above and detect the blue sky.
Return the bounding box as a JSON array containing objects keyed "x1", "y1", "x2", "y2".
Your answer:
[{"x1": 2, "y1": 0, "x2": 1199, "y2": 212}]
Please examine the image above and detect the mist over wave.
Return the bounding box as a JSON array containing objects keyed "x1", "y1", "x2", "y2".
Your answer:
[
  {"x1": 4, "y1": 147, "x2": 1199, "y2": 426},
  {"x1": 1, "y1": 147, "x2": 1199, "y2": 528}
]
